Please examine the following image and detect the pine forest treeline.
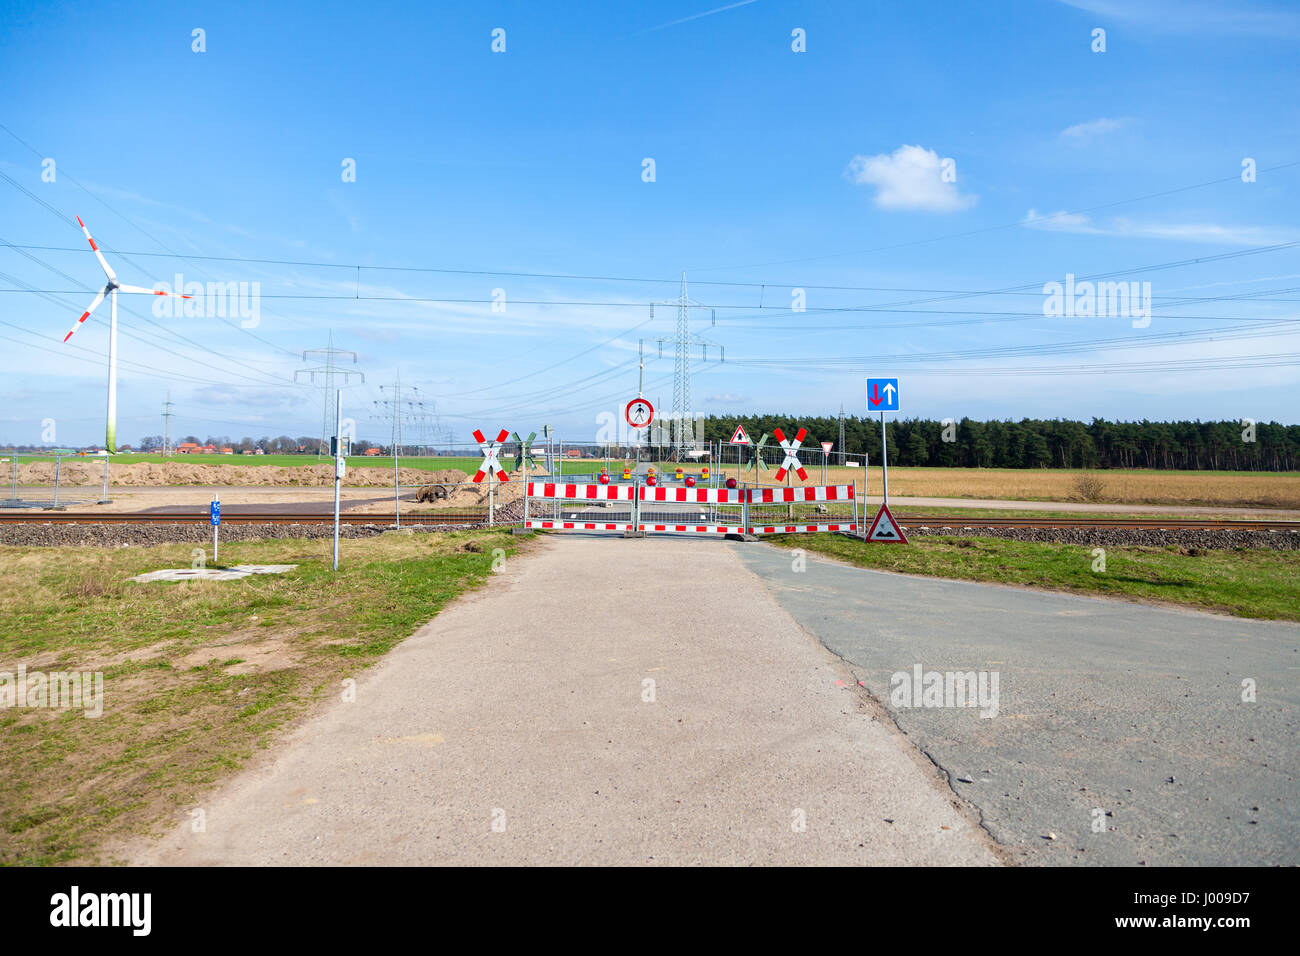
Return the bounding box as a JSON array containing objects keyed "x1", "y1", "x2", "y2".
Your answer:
[{"x1": 701, "y1": 416, "x2": 1300, "y2": 471}]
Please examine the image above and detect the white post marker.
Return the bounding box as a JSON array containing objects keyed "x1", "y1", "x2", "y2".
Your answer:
[
  {"x1": 210, "y1": 496, "x2": 220, "y2": 563},
  {"x1": 332, "y1": 390, "x2": 343, "y2": 571}
]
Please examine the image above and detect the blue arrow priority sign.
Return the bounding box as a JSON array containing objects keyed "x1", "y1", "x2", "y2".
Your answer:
[
  {"x1": 866, "y1": 378, "x2": 900, "y2": 412},
  {"x1": 210, "y1": 501, "x2": 221, "y2": 526}
]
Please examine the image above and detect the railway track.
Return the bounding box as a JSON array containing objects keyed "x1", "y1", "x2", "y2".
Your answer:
[
  {"x1": 894, "y1": 515, "x2": 1300, "y2": 531},
  {"x1": 0, "y1": 511, "x2": 1296, "y2": 531},
  {"x1": 0, "y1": 511, "x2": 489, "y2": 526}
]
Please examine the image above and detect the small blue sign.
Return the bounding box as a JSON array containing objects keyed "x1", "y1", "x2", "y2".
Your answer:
[
  {"x1": 210, "y1": 501, "x2": 221, "y2": 526},
  {"x1": 866, "y1": 378, "x2": 900, "y2": 412}
]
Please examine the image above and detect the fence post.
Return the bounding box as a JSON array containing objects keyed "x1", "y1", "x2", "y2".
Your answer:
[
  {"x1": 99, "y1": 455, "x2": 110, "y2": 505},
  {"x1": 53, "y1": 454, "x2": 61, "y2": 508}
]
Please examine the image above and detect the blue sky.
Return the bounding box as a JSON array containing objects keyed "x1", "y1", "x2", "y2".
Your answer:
[{"x1": 1, "y1": 0, "x2": 1298, "y2": 447}]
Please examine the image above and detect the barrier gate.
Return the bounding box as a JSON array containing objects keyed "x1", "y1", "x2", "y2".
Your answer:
[{"x1": 524, "y1": 481, "x2": 857, "y2": 535}]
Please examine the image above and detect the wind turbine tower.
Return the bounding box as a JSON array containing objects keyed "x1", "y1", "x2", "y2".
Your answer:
[{"x1": 64, "y1": 217, "x2": 190, "y2": 453}]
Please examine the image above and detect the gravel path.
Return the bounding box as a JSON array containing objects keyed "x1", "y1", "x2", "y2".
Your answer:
[{"x1": 129, "y1": 535, "x2": 998, "y2": 866}]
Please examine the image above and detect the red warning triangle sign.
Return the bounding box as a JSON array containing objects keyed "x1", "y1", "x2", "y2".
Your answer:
[
  {"x1": 866, "y1": 504, "x2": 908, "y2": 543},
  {"x1": 728, "y1": 424, "x2": 751, "y2": 445}
]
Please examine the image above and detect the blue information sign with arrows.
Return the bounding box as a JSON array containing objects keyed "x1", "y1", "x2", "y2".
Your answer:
[
  {"x1": 210, "y1": 500, "x2": 221, "y2": 526},
  {"x1": 866, "y1": 378, "x2": 900, "y2": 412}
]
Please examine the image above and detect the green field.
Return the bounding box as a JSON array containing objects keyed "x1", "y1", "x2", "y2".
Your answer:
[
  {"x1": 0, "y1": 529, "x2": 528, "y2": 865},
  {"x1": 764, "y1": 534, "x2": 1300, "y2": 621}
]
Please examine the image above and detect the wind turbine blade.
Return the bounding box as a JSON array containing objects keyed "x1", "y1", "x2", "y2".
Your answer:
[
  {"x1": 63, "y1": 285, "x2": 109, "y2": 342},
  {"x1": 116, "y1": 283, "x2": 192, "y2": 297},
  {"x1": 76, "y1": 216, "x2": 117, "y2": 283}
]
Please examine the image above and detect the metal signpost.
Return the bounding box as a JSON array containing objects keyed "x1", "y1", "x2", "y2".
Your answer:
[
  {"x1": 332, "y1": 391, "x2": 343, "y2": 571},
  {"x1": 625, "y1": 396, "x2": 654, "y2": 478},
  {"x1": 865, "y1": 378, "x2": 906, "y2": 543},
  {"x1": 625, "y1": 398, "x2": 653, "y2": 535},
  {"x1": 210, "y1": 496, "x2": 220, "y2": 563}
]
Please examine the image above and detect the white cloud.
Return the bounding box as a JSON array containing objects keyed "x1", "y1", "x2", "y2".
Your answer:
[
  {"x1": 844, "y1": 145, "x2": 977, "y2": 213},
  {"x1": 1058, "y1": 0, "x2": 1300, "y2": 37},
  {"x1": 1058, "y1": 117, "x2": 1133, "y2": 143},
  {"x1": 1023, "y1": 209, "x2": 1297, "y2": 245},
  {"x1": 1023, "y1": 209, "x2": 1104, "y2": 233}
]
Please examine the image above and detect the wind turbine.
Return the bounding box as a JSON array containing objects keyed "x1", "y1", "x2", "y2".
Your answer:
[{"x1": 64, "y1": 217, "x2": 190, "y2": 453}]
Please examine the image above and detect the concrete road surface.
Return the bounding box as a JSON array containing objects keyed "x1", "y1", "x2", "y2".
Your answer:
[
  {"x1": 133, "y1": 535, "x2": 999, "y2": 866},
  {"x1": 731, "y1": 542, "x2": 1300, "y2": 866}
]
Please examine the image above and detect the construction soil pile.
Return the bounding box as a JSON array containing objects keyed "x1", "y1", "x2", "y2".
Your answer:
[{"x1": 13, "y1": 460, "x2": 467, "y2": 490}]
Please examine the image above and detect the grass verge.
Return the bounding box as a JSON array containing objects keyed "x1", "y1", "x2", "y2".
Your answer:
[
  {"x1": 0, "y1": 529, "x2": 530, "y2": 865},
  {"x1": 765, "y1": 533, "x2": 1300, "y2": 622}
]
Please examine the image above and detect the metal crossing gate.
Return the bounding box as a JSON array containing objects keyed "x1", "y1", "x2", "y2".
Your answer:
[
  {"x1": 523, "y1": 480, "x2": 857, "y2": 535},
  {"x1": 524, "y1": 481, "x2": 635, "y2": 532}
]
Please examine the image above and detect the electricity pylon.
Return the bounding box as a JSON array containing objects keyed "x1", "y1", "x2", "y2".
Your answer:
[{"x1": 296, "y1": 330, "x2": 363, "y2": 455}]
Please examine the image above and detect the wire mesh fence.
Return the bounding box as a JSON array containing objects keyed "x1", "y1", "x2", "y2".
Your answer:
[
  {"x1": 1, "y1": 452, "x2": 105, "y2": 508},
  {"x1": 3, "y1": 437, "x2": 872, "y2": 535}
]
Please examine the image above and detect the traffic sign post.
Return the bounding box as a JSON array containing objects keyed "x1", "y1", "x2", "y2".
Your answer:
[
  {"x1": 625, "y1": 398, "x2": 654, "y2": 481},
  {"x1": 625, "y1": 397, "x2": 654, "y2": 430},
  {"x1": 210, "y1": 496, "x2": 220, "y2": 564},
  {"x1": 866, "y1": 377, "x2": 905, "y2": 543},
  {"x1": 772, "y1": 428, "x2": 808, "y2": 483},
  {"x1": 866, "y1": 503, "x2": 908, "y2": 543},
  {"x1": 866, "y1": 378, "x2": 900, "y2": 413},
  {"x1": 473, "y1": 427, "x2": 511, "y2": 526},
  {"x1": 820, "y1": 440, "x2": 833, "y2": 484}
]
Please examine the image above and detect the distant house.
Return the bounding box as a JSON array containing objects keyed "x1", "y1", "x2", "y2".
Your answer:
[
  {"x1": 220, "y1": 446, "x2": 234, "y2": 455},
  {"x1": 176, "y1": 442, "x2": 201, "y2": 454},
  {"x1": 202, "y1": 444, "x2": 217, "y2": 454},
  {"x1": 566, "y1": 449, "x2": 581, "y2": 458},
  {"x1": 364, "y1": 448, "x2": 382, "y2": 456}
]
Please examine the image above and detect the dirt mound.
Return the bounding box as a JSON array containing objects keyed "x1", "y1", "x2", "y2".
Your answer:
[{"x1": 13, "y1": 460, "x2": 474, "y2": 489}]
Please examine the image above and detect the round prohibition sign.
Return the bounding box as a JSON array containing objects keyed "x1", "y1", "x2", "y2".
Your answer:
[{"x1": 625, "y1": 397, "x2": 654, "y2": 429}]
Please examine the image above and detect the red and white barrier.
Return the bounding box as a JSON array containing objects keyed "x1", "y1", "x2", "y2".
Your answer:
[
  {"x1": 527, "y1": 481, "x2": 634, "y2": 501},
  {"x1": 748, "y1": 523, "x2": 857, "y2": 535},
  {"x1": 524, "y1": 481, "x2": 858, "y2": 536},
  {"x1": 640, "y1": 486, "x2": 744, "y2": 504},
  {"x1": 748, "y1": 484, "x2": 854, "y2": 503},
  {"x1": 526, "y1": 520, "x2": 633, "y2": 531},
  {"x1": 638, "y1": 524, "x2": 746, "y2": 535}
]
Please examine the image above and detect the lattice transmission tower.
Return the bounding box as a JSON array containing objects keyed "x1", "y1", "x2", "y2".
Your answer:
[
  {"x1": 648, "y1": 274, "x2": 723, "y2": 454},
  {"x1": 295, "y1": 330, "x2": 363, "y2": 455}
]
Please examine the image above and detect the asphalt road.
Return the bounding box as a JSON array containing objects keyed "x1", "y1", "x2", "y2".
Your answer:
[
  {"x1": 730, "y1": 541, "x2": 1300, "y2": 865},
  {"x1": 133, "y1": 536, "x2": 998, "y2": 866}
]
